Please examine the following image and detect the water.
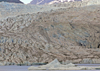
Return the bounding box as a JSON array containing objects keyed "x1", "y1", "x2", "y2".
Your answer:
[{"x1": 0, "y1": 64, "x2": 100, "y2": 71}]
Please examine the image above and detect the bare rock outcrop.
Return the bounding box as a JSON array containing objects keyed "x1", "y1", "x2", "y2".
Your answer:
[
  {"x1": 0, "y1": 2, "x2": 100, "y2": 65},
  {"x1": 0, "y1": 2, "x2": 62, "y2": 20},
  {"x1": 1, "y1": 0, "x2": 100, "y2": 20}
]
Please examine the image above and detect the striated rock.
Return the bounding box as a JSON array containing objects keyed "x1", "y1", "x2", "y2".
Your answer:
[
  {"x1": 1, "y1": 0, "x2": 100, "y2": 20},
  {"x1": 0, "y1": 1, "x2": 100, "y2": 65},
  {"x1": 0, "y1": 2, "x2": 62, "y2": 20}
]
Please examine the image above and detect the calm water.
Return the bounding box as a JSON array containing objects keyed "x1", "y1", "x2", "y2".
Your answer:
[{"x1": 0, "y1": 64, "x2": 100, "y2": 71}]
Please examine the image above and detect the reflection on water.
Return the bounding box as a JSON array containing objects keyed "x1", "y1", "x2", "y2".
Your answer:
[{"x1": 0, "y1": 64, "x2": 100, "y2": 71}]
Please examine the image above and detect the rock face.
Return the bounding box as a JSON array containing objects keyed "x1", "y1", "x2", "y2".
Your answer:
[
  {"x1": 0, "y1": 2, "x2": 62, "y2": 20},
  {"x1": 0, "y1": 0, "x2": 23, "y2": 3},
  {"x1": 1, "y1": 0, "x2": 100, "y2": 20},
  {"x1": 0, "y1": 1, "x2": 100, "y2": 65}
]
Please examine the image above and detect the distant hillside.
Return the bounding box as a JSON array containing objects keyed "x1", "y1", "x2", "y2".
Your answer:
[
  {"x1": 0, "y1": 0, "x2": 23, "y2": 3},
  {"x1": 29, "y1": 0, "x2": 82, "y2": 5},
  {"x1": 30, "y1": 0, "x2": 53, "y2": 5},
  {"x1": 0, "y1": 2, "x2": 61, "y2": 20}
]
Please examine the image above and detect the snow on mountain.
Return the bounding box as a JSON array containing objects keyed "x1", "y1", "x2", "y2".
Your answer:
[{"x1": 30, "y1": 0, "x2": 82, "y2": 5}]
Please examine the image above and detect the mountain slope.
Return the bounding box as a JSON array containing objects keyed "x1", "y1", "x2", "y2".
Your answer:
[
  {"x1": 0, "y1": 2, "x2": 61, "y2": 20},
  {"x1": 29, "y1": 0, "x2": 100, "y2": 5},
  {"x1": 0, "y1": 4, "x2": 100, "y2": 65},
  {"x1": 30, "y1": 0, "x2": 54, "y2": 5},
  {"x1": 29, "y1": 0, "x2": 82, "y2": 5}
]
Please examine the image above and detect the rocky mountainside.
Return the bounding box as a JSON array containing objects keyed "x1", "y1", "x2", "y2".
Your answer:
[
  {"x1": 0, "y1": 0, "x2": 100, "y2": 20},
  {"x1": 29, "y1": 0, "x2": 82, "y2": 5},
  {"x1": 0, "y1": 2, "x2": 62, "y2": 20},
  {"x1": 0, "y1": 0, "x2": 23, "y2": 3},
  {"x1": 0, "y1": 1, "x2": 100, "y2": 65},
  {"x1": 30, "y1": 0, "x2": 53, "y2": 5},
  {"x1": 29, "y1": 0, "x2": 100, "y2": 5},
  {"x1": 51, "y1": 0, "x2": 100, "y2": 7}
]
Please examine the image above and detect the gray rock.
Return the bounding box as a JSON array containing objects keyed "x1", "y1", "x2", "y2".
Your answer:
[
  {"x1": 81, "y1": 58, "x2": 93, "y2": 64},
  {"x1": 0, "y1": 62, "x2": 4, "y2": 66}
]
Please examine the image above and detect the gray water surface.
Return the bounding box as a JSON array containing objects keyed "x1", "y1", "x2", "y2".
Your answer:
[{"x1": 0, "y1": 64, "x2": 100, "y2": 71}]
